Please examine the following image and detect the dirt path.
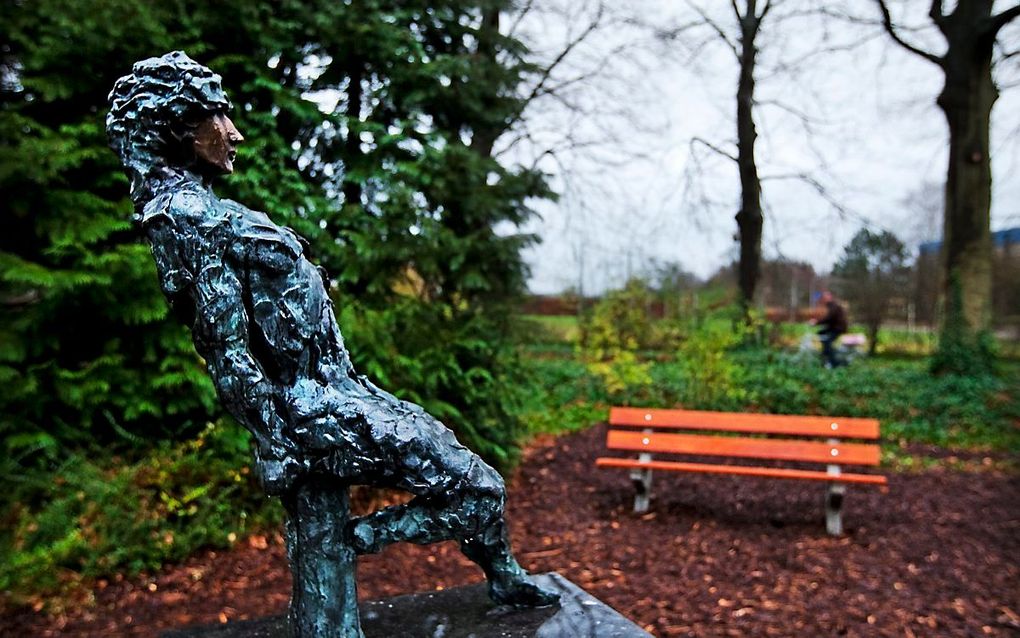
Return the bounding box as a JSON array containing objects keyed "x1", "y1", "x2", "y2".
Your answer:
[{"x1": 4, "y1": 423, "x2": 1019, "y2": 637}]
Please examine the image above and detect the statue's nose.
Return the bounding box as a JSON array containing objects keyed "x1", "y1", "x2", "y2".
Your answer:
[{"x1": 223, "y1": 116, "x2": 244, "y2": 144}]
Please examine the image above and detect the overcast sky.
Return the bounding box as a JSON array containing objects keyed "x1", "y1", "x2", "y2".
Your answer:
[{"x1": 503, "y1": 0, "x2": 1020, "y2": 295}]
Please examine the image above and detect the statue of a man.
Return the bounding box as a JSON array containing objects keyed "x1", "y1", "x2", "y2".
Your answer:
[{"x1": 107, "y1": 51, "x2": 556, "y2": 634}]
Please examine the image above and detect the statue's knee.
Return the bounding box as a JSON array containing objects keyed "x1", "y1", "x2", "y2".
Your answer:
[
  {"x1": 467, "y1": 461, "x2": 505, "y2": 498},
  {"x1": 458, "y1": 477, "x2": 506, "y2": 531}
]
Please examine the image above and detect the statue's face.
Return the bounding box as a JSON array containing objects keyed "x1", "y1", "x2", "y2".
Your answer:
[{"x1": 192, "y1": 112, "x2": 244, "y2": 174}]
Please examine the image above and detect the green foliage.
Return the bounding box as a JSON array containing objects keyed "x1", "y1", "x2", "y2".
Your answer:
[
  {"x1": 831, "y1": 228, "x2": 909, "y2": 354},
  {"x1": 1, "y1": 0, "x2": 553, "y2": 606},
  {"x1": 675, "y1": 317, "x2": 750, "y2": 409},
  {"x1": 519, "y1": 345, "x2": 1019, "y2": 456},
  {"x1": 2, "y1": 0, "x2": 547, "y2": 468},
  {"x1": 741, "y1": 350, "x2": 1018, "y2": 451},
  {"x1": 340, "y1": 299, "x2": 527, "y2": 471},
  {"x1": 931, "y1": 274, "x2": 998, "y2": 376},
  {"x1": 0, "y1": 421, "x2": 280, "y2": 609},
  {"x1": 579, "y1": 281, "x2": 658, "y2": 402}
]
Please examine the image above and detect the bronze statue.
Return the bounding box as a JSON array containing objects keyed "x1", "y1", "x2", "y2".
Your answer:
[{"x1": 107, "y1": 51, "x2": 557, "y2": 637}]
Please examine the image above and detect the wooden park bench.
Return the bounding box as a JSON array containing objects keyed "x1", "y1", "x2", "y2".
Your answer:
[{"x1": 595, "y1": 407, "x2": 888, "y2": 535}]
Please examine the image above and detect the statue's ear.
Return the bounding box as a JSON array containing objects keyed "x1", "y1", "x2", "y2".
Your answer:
[{"x1": 162, "y1": 113, "x2": 202, "y2": 168}]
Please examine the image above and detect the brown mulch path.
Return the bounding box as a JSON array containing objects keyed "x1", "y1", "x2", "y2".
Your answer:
[{"x1": 3, "y1": 423, "x2": 1019, "y2": 637}]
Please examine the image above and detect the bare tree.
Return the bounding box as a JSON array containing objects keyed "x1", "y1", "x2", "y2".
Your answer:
[
  {"x1": 733, "y1": 1, "x2": 772, "y2": 318},
  {"x1": 656, "y1": 0, "x2": 864, "y2": 319},
  {"x1": 873, "y1": 0, "x2": 1020, "y2": 363},
  {"x1": 665, "y1": 0, "x2": 773, "y2": 316},
  {"x1": 500, "y1": 1, "x2": 667, "y2": 295}
]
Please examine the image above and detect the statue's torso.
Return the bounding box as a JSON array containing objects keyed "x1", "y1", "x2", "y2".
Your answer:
[
  {"x1": 141, "y1": 176, "x2": 468, "y2": 490},
  {"x1": 146, "y1": 182, "x2": 354, "y2": 390}
]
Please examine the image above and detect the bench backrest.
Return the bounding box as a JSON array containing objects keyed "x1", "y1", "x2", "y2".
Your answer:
[{"x1": 607, "y1": 407, "x2": 881, "y2": 467}]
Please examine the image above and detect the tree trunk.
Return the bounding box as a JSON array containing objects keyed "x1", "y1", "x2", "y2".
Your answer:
[
  {"x1": 342, "y1": 61, "x2": 364, "y2": 212},
  {"x1": 867, "y1": 324, "x2": 879, "y2": 356},
  {"x1": 936, "y1": 7, "x2": 997, "y2": 339},
  {"x1": 735, "y1": 6, "x2": 764, "y2": 317},
  {"x1": 471, "y1": 7, "x2": 502, "y2": 159}
]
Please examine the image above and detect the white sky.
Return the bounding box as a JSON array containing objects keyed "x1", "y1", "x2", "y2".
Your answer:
[{"x1": 504, "y1": 0, "x2": 1020, "y2": 294}]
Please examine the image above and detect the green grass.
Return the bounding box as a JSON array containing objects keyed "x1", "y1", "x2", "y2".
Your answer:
[
  {"x1": 520, "y1": 314, "x2": 580, "y2": 345},
  {"x1": 0, "y1": 421, "x2": 281, "y2": 611},
  {"x1": 515, "y1": 347, "x2": 1020, "y2": 458}
]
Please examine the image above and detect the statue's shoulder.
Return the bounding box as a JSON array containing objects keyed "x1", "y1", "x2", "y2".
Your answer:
[{"x1": 140, "y1": 186, "x2": 214, "y2": 230}]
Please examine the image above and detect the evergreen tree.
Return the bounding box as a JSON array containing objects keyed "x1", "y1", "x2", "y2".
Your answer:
[
  {"x1": 1, "y1": 0, "x2": 550, "y2": 479},
  {"x1": 831, "y1": 229, "x2": 909, "y2": 355}
]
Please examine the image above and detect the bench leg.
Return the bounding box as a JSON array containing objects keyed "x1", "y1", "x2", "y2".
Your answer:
[
  {"x1": 825, "y1": 482, "x2": 845, "y2": 536},
  {"x1": 630, "y1": 452, "x2": 653, "y2": 513}
]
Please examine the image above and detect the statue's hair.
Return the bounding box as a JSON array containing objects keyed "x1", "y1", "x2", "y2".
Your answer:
[{"x1": 107, "y1": 51, "x2": 231, "y2": 200}]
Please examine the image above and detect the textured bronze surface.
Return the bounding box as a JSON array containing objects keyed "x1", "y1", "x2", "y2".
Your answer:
[{"x1": 108, "y1": 51, "x2": 557, "y2": 637}]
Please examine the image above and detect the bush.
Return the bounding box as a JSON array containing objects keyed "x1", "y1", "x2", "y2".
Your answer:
[
  {"x1": 0, "y1": 421, "x2": 280, "y2": 610},
  {"x1": 579, "y1": 281, "x2": 657, "y2": 403},
  {"x1": 339, "y1": 298, "x2": 527, "y2": 472},
  {"x1": 674, "y1": 317, "x2": 750, "y2": 410}
]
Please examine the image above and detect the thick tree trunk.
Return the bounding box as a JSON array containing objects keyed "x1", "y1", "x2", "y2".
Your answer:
[
  {"x1": 936, "y1": 7, "x2": 997, "y2": 338},
  {"x1": 866, "y1": 324, "x2": 879, "y2": 356},
  {"x1": 735, "y1": 7, "x2": 763, "y2": 316},
  {"x1": 874, "y1": 0, "x2": 1018, "y2": 371}
]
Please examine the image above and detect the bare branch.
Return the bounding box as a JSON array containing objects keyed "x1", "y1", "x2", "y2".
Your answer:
[
  {"x1": 505, "y1": 0, "x2": 536, "y2": 39},
  {"x1": 989, "y1": 4, "x2": 1020, "y2": 35},
  {"x1": 756, "y1": 98, "x2": 823, "y2": 127},
  {"x1": 758, "y1": 30, "x2": 885, "y2": 81},
  {"x1": 873, "y1": 0, "x2": 944, "y2": 66},
  {"x1": 686, "y1": 0, "x2": 740, "y2": 61},
  {"x1": 507, "y1": 3, "x2": 606, "y2": 131},
  {"x1": 760, "y1": 172, "x2": 858, "y2": 223},
  {"x1": 691, "y1": 136, "x2": 738, "y2": 163}
]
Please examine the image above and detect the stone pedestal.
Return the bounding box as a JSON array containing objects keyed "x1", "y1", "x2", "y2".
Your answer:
[{"x1": 163, "y1": 572, "x2": 651, "y2": 638}]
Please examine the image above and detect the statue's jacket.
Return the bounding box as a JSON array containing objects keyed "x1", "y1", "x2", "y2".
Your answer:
[{"x1": 139, "y1": 173, "x2": 481, "y2": 497}]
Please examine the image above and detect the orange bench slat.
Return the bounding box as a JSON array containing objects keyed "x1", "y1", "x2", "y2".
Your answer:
[
  {"x1": 595, "y1": 457, "x2": 888, "y2": 485},
  {"x1": 609, "y1": 407, "x2": 879, "y2": 439},
  {"x1": 606, "y1": 429, "x2": 881, "y2": 466}
]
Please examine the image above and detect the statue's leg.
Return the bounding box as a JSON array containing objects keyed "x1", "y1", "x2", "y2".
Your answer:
[
  {"x1": 282, "y1": 480, "x2": 363, "y2": 638},
  {"x1": 348, "y1": 459, "x2": 559, "y2": 608}
]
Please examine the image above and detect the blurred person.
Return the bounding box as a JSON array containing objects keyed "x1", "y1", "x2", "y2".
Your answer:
[{"x1": 813, "y1": 291, "x2": 848, "y2": 368}]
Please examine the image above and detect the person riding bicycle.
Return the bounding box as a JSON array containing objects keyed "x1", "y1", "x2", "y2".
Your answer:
[{"x1": 813, "y1": 291, "x2": 848, "y2": 368}]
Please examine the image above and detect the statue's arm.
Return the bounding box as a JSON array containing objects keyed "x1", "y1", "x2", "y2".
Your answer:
[
  {"x1": 142, "y1": 202, "x2": 302, "y2": 491},
  {"x1": 190, "y1": 261, "x2": 285, "y2": 441}
]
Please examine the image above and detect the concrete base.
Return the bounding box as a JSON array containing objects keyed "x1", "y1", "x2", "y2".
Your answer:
[{"x1": 162, "y1": 572, "x2": 650, "y2": 638}]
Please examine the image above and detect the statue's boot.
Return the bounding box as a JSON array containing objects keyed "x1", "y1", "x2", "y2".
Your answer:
[{"x1": 461, "y1": 522, "x2": 560, "y2": 608}]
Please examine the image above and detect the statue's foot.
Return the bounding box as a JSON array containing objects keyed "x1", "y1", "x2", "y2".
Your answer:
[{"x1": 489, "y1": 575, "x2": 560, "y2": 608}]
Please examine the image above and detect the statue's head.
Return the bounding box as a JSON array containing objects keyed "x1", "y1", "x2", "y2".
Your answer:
[{"x1": 107, "y1": 51, "x2": 243, "y2": 200}]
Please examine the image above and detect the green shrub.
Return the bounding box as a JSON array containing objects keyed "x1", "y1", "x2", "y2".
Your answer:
[
  {"x1": 674, "y1": 317, "x2": 750, "y2": 409},
  {"x1": 579, "y1": 281, "x2": 657, "y2": 403},
  {"x1": 0, "y1": 421, "x2": 280, "y2": 610},
  {"x1": 339, "y1": 298, "x2": 527, "y2": 472}
]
